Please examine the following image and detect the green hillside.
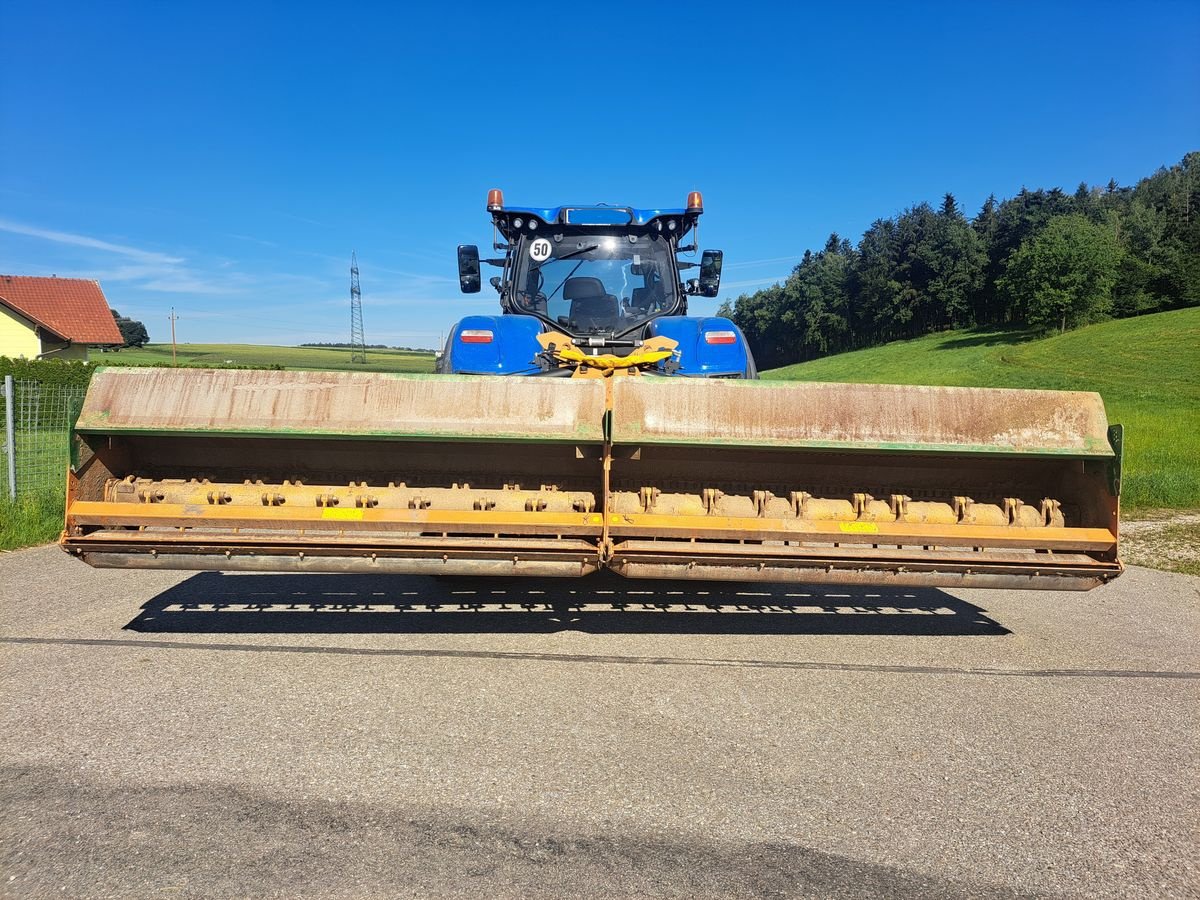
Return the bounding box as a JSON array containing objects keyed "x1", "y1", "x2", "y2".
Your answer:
[
  {"x1": 109, "y1": 343, "x2": 435, "y2": 373},
  {"x1": 763, "y1": 307, "x2": 1200, "y2": 512}
]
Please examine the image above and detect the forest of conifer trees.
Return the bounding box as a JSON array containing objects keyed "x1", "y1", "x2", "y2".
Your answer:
[{"x1": 718, "y1": 153, "x2": 1199, "y2": 369}]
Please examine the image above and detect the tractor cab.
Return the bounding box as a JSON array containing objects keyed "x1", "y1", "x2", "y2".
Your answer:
[{"x1": 457, "y1": 191, "x2": 723, "y2": 342}]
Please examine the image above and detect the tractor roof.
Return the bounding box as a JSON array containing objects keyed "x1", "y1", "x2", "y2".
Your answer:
[
  {"x1": 499, "y1": 205, "x2": 693, "y2": 227},
  {"x1": 485, "y1": 190, "x2": 704, "y2": 242}
]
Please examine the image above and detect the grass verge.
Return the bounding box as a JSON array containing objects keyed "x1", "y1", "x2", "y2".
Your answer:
[{"x1": 0, "y1": 489, "x2": 65, "y2": 551}]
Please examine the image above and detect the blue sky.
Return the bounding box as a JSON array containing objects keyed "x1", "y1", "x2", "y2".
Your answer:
[{"x1": 2, "y1": 1, "x2": 1197, "y2": 348}]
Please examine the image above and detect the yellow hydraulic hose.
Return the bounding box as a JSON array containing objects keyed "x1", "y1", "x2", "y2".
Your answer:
[{"x1": 536, "y1": 332, "x2": 678, "y2": 375}]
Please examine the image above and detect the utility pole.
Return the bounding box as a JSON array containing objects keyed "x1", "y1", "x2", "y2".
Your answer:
[
  {"x1": 350, "y1": 252, "x2": 367, "y2": 364},
  {"x1": 168, "y1": 307, "x2": 179, "y2": 365}
]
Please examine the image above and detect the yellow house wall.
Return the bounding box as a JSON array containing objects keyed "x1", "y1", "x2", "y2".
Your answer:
[
  {"x1": 0, "y1": 306, "x2": 93, "y2": 360},
  {"x1": 0, "y1": 305, "x2": 43, "y2": 359},
  {"x1": 40, "y1": 339, "x2": 90, "y2": 361}
]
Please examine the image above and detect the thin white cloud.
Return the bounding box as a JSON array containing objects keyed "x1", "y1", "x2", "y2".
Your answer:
[
  {"x1": 226, "y1": 233, "x2": 280, "y2": 248},
  {"x1": 0, "y1": 216, "x2": 466, "y2": 344},
  {"x1": 273, "y1": 211, "x2": 327, "y2": 227},
  {"x1": 10, "y1": 260, "x2": 243, "y2": 295},
  {"x1": 0, "y1": 218, "x2": 338, "y2": 296},
  {"x1": 720, "y1": 275, "x2": 791, "y2": 290},
  {"x1": 141, "y1": 275, "x2": 239, "y2": 294},
  {"x1": 723, "y1": 255, "x2": 804, "y2": 270},
  {"x1": 354, "y1": 292, "x2": 495, "y2": 308},
  {"x1": 0, "y1": 217, "x2": 184, "y2": 265},
  {"x1": 363, "y1": 262, "x2": 455, "y2": 283}
]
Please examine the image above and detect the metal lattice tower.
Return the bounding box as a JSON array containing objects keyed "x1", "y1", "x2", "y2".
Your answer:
[{"x1": 349, "y1": 251, "x2": 367, "y2": 364}]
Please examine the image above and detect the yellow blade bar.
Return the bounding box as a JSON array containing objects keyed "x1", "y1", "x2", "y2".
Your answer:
[
  {"x1": 605, "y1": 512, "x2": 1116, "y2": 552},
  {"x1": 68, "y1": 501, "x2": 603, "y2": 537}
]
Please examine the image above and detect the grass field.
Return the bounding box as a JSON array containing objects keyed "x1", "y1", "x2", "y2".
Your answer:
[
  {"x1": 763, "y1": 306, "x2": 1200, "y2": 513},
  {"x1": 108, "y1": 343, "x2": 436, "y2": 373}
]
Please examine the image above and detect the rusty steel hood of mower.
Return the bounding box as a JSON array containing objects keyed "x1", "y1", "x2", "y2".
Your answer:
[
  {"x1": 77, "y1": 367, "x2": 1113, "y2": 458},
  {"x1": 74, "y1": 367, "x2": 607, "y2": 444},
  {"x1": 612, "y1": 378, "x2": 1113, "y2": 457}
]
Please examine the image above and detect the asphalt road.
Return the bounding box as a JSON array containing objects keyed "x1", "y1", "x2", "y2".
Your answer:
[{"x1": 1, "y1": 546, "x2": 1197, "y2": 900}]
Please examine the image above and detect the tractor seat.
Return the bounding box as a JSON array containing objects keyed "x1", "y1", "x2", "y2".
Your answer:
[
  {"x1": 564, "y1": 277, "x2": 618, "y2": 329},
  {"x1": 630, "y1": 286, "x2": 662, "y2": 312}
]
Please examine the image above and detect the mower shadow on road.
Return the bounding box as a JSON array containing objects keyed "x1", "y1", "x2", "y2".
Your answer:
[{"x1": 124, "y1": 572, "x2": 1010, "y2": 636}]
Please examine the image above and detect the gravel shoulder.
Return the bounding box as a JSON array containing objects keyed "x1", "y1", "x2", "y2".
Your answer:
[{"x1": 1122, "y1": 512, "x2": 1200, "y2": 577}]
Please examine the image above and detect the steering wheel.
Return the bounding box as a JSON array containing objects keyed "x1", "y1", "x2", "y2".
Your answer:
[{"x1": 518, "y1": 291, "x2": 548, "y2": 312}]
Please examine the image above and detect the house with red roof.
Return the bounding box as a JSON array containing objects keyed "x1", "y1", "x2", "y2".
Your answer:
[{"x1": 0, "y1": 275, "x2": 125, "y2": 361}]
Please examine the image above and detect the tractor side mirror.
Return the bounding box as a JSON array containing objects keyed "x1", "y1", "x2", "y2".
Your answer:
[
  {"x1": 698, "y1": 249, "x2": 723, "y2": 297},
  {"x1": 457, "y1": 245, "x2": 481, "y2": 293}
]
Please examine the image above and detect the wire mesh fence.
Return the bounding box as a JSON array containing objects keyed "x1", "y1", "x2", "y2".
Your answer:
[{"x1": 2, "y1": 377, "x2": 89, "y2": 500}]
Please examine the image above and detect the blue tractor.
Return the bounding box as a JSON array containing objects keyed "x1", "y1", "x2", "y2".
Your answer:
[
  {"x1": 439, "y1": 190, "x2": 757, "y2": 378},
  {"x1": 57, "y1": 188, "x2": 1122, "y2": 591}
]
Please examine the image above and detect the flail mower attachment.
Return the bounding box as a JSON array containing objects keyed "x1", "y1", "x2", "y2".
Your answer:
[{"x1": 62, "y1": 367, "x2": 1122, "y2": 590}]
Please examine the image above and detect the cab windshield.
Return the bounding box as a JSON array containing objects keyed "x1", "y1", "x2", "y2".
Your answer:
[{"x1": 511, "y1": 231, "x2": 679, "y2": 337}]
